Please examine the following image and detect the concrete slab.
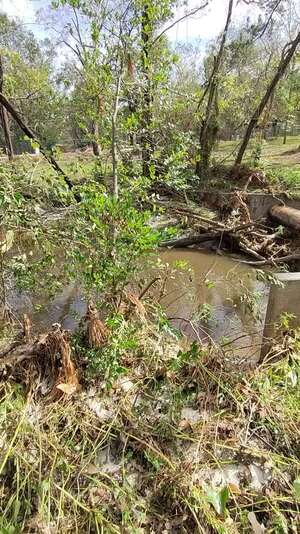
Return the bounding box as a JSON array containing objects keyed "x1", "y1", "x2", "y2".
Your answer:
[{"x1": 260, "y1": 272, "x2": 300, "y2": 360}]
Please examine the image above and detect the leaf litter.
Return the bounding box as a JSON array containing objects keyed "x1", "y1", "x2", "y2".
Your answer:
[{"x1": 0, "y1": 302, "x2": 299, "y2": 532}]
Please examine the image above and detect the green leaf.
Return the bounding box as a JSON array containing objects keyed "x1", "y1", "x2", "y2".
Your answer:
[
  {"x1": 293, "y1": 478, "x2": 300, "y2": 500},
  {"x1": 205, "y1": 278, "x2": 215, "y2": 289},
  {"x1": 204, "y1": 485, "x2": 229, "y2": 515},
  {"x1": 0, "y1": 230, "x2": 14, "y2": 254}
]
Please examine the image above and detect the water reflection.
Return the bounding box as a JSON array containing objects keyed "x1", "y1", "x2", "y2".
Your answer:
[
  {"x1": 160, "y1": 249, "x2": 268, "y2": 363},
  {"x1": 11, "y1": 248, "x2": 268, "y2": 364}
]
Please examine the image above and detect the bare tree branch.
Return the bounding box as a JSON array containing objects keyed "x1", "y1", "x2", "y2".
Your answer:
[{"x1": 151, "y1": 2, "x2": 209, "y2": 48}]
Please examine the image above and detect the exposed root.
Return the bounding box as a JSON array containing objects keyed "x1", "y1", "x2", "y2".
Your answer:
[
  {"x1": 47, "y1": 326, "x2": 79, "y2": 398},
  {"x1": 22, "y1": 313, "x2": 32, "y2": 342},
  {"x1": 0, "y1": 323, "x2": 79, "y2": 397},
  {"x1": 84, "y1": 302, "x2": 109, "y2": 348}
]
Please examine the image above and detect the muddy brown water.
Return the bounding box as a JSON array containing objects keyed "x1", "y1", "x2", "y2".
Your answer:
[
  {"x1": 11, "y1": 249, "x2": 267, "y2": 364},
  {"x1": 160, "y1": 249, "x2": 267, "y2": 363}
]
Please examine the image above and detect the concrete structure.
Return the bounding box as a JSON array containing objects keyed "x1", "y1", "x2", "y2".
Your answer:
[
  {"x1": 260, "y1": 272, "x2": 300, "y2": 360},
  {"x1": 198, "y1": 191, "x2": 300, "y2": 220}
]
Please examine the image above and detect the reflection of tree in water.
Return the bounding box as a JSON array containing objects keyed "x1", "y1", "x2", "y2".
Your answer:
[
  {"x1": 160, "y1": 250, "x2": 267, "y2": 356},
  {"x1": 34, "y1": 284, "x2": 86, "y2": 332}
]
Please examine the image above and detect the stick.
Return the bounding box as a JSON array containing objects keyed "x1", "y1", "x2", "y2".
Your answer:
[
  {"x1": 139, "y1": 277, "x2": 160, "y2": 299},
  {"x1": 169, "y1": 206, "x2": 225, "y2": 228},
  {"x1": 234, "y1": 253, "x2": 300, "y2": 266}
]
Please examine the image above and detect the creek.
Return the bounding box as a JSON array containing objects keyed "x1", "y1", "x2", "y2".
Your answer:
[{"x1": 11, "y1": 248, "x2": 268, "y2": 365}]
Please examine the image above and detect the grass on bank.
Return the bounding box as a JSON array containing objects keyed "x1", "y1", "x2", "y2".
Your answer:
[
  {"x1": 0, "y1": 310, "x2": 299, "y2": 533},
  {"x1": 213, "y1": 136, "x2": 300, "y2": 194},
  {"x1": 215, "y1": 135, "x2": 300, "y2": 168},
  {"x1": 1, "y1": 135, "x2": 300, "y2": 199}
]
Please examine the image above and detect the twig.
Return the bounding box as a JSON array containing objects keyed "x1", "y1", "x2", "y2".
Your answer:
[
  {"x1": 139, "y1": 277, "x2": 160, "y2": 299},
  {"x1": 151, "y1": 2, "x2": 209, "y2": 48}
]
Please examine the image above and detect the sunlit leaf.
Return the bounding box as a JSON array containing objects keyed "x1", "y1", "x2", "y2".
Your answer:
[
  {"x1": 204, "y1": 485, "x2": 229, "y2": 515},
  {"x1": 0, "y1": 230, "x2": 14, "y2": 254},
  {"x1": 293, "y1": 478, "x2": 300, "y2": 499}
]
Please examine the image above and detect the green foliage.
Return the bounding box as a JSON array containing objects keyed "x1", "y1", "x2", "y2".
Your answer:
[
  {"x1": 169, "y1": 341, "x2": 202, "y2": 372},
  {"x1": 239, "y1": 288, "x2": 263, "y2": 320},
  {"x1": 196, "y1": 302, "x2": 213, "y2": 323},
  {"x1": 162, "y1": 132, "x2": 195, "y2": 189},
  {"x1": 67, "y1": 185, "x2": 159, "y2": 296},
  {"x1": 277, "y1": 312, "x2": 296, "y2": 330},
  {"x1": 293, "y1": 478, "x2": 300, "y2": 500},
  {"x1": 267, "y1": 166, "x2": 300, "y2": 192},
  {"x1": 252, "y1": 344, "x2": 300, "y2": 430},
  {"x1": 5, "y1": 184, "x2": 158, "y2": 311},
  {"x1": 74, "y1": 313, "x2": 137, "y2": 382},
  {"x1": 250, "y1": 139, "x2": 264, "y2": 167},
  {"x1": 204, "y1": 485, "x2": 229, "y2": 516}
]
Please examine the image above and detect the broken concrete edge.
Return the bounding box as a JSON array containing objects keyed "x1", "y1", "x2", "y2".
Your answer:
[
  {"x1": 196, "y1": 191, "x2": 300, "y2": 220},
  {"x1": 260, "y1": 271, "x2": 300, "y2": 361}
]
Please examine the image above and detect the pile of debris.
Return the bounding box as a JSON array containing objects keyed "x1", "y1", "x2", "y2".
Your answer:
[{"x1": 157, "y1": 197, "x2": 300, "y2": 266}]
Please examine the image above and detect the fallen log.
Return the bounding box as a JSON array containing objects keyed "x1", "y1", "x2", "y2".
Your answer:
[
  {"x1": 160, "y1": 222, "x2": 262, "y2": 250},
  {"x1": 269, "y1": 205, "x2": 300, "y2": 231},
  {"x1": 161, "y1": 232, "x2": 218, "y2": 248}
]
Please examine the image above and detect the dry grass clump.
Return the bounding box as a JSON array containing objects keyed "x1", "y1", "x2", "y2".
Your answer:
[
  {"x1": 0, "y1": 324, "x2": 79, "y2": 399},
  {"x1": 0, "y1": 315, "x2": 299, "y2": 533}
]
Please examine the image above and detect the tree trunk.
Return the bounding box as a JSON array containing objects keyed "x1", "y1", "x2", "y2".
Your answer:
[
  {"x1": 235, "y1": 30, "x2": 300, "y2": 165},
  {"x1": 269, "y1": 205, "x2": 300, "y2": 231},
  {"x1": 91, "y1": 93, "x2": 104, "y2": 156},
  {"x1": 196, "y1": 82, "x2": 219, "y2": 177},
  {"x1": 196, "y1": 0, "x2": 234, "y2": 177},
  {"x1": 141, "y1": 5, "x2": 153, "y2": 179},
  {"x1": 0, "y1": 92, "x2": 74, "y2": 191},
  {"x1": 283, "y1": 119, "x2": 288, "y2": 144},
  {"x1": 92, "y1": 141, "x2": 101, "y2": 156},
  {"x1": 0, "y1": 55, "x2": 14, "y2": 160},
  {"x1": 91, "y1": 118, "x2": 101, "y2": 156},
  {"x1": 112, "y1": 69, "x2": 122, "y2": 200},
  {"x1": 0, "y1": 107, "x2": 14, "y2": 160}
]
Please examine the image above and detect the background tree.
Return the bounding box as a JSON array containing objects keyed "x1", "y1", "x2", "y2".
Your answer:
[
  {"x1": 0, "y1": 12, "x2": 65, "y2": 153},
  {"x1": 196, "y1": 0, "x2": 234, "y2": 177},
  {"x1": 235, "y1": 29, "x2": 300, "y2": 165}
]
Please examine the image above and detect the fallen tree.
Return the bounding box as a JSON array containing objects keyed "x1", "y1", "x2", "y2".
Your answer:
[
  {"x1": 161, "y1": 232, "x2": 217, "y2": 248},
  {"x1": 235, "y1": 253, "x2": 300, "y2": 266},
  {"x1": 269, "y1": 205, "x2": 300, "y2": 231},
  {"x1": 0, "y1": 91, "x2": 74, "y2": 192},
  {"x1": 159, "y1": 197, "x2": 297, "y2": 264},
  {"x1": 160, "y1": 221, "x2": 269, "y2": 260}
]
